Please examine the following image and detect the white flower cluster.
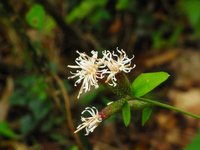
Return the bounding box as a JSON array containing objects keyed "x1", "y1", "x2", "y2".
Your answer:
[
  {"x1": 74, "y1": 107, "x2": 102, "y2": 136},
  {"x1": 68, "y1": 47, "x2": 136, "y2": 98}
]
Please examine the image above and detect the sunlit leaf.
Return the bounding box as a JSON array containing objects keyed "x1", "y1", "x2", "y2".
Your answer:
[
  {"x1": 131, "y1": 72, "x2": 170, "y2": 97},
  {"x1": 122, "y1": 101, "x2": 131, "y2": 127}
]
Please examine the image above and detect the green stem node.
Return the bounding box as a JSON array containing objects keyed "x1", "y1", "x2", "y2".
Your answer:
[{"x1": 100, "y1": 97, "x2": 151, "y2": 119}]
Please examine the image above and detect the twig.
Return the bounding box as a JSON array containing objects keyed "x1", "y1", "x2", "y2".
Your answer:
[{"x1": 52, "y1": 74, "x2": 84, "y2": 150}]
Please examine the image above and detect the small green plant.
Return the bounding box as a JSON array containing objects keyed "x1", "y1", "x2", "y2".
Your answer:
[{"x1": 67, "y1": 48, "x2": 200, "y2": 135}]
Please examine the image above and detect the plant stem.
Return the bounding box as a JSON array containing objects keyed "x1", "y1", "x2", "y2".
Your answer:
[
  {"x1": 135, "y1": 97, "x2": 200, "y2": 119},
  {"x1": 101, "y1": 96, "x2": 130, "y2": 119},
  {"x1": 100, "y1": 97, "x2": 152, "y2": 119}
]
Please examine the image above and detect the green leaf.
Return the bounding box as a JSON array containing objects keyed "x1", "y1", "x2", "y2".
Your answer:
[
  {"x1": 122, "y1": 101, "x2": 131, "y2": 127},
  {"x1": 66, "y1": 0, "x2": 108, "y2": 23},
  {"x1": 181, "y1": 0, "x2": 200, "y2": 28},
  {"x1": 142, "y1": 107, "x2": 153, "y2": 126},
  {"x1": 0, "y1": 121, "x2": 19, "y2": 139},
  {"x1": 131, "y1": 72, "x2": 170, "y2": 97},
  {"x1": 26, "y1": 4, "x2": 46, "y2": 30},
  {"x1": 180, "y1": 0, "x2": 200, "y2": 35},
  {"x1": 185, "y1": 131, "x2": 200, "y2": 150}
]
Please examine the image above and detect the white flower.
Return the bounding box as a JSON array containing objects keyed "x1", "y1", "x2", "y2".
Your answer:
[
  {"x1": 68, "y1": 51, "x2": 104, "y2": 99},
  {"x1": 102, "y1": 47, "x2": 136, "y2": 86},
  {"x1": 74, "y1": 107, "x2": 102, "y2": 136},
  {"x1": 68, "y1": 48, "x2": 136, "y2": 96}
]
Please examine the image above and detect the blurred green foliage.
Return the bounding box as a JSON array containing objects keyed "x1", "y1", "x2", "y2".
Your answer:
[
  {"x1": 69, "y1": 145, "x2": 79, "y2": 150},
  {"x1": 26, "y1": 4, "x2": 46, "y2": 30},
  {"x1": 185, "y1": 131, "x2": 200, "y2": 150},
  {"x1": 9, "y1": 75, "x2": 54, "y2": 135},
  {"x1": 181, "y1": 0, "x2": 200, "y2": 34},
  {"x1": 26, "y1": 3, "x2": 56, "y2": 33},
  {"x1": 42, "y1": 16, "x2": 56, "y2": 35},
  {"x1": 66, "y1": 0, "x2": 108, "y2": 23},
  {"x1": 116, "y1": 0, "x2": 130, "y2": 10},
  {"x1": 79, "y1": 85, "x2": 105, "y2": 105},
  {"x1": 152, "y1": 26, "x2": 183, "y2": 49},
  {"x1": 0, "y1": 121, "x2": 19, "y2": 139}
]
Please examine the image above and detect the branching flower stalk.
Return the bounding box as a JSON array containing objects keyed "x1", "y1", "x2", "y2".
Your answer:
[
  {"x1": 74, "y1": 94, "x2": 200, "y2": 135},
  {"x1": 74, "y1": 97, "x2": 151, "y2": 135},
  {"x1": 68, "y1": 48, "x2": 200, "y2": 136}
]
